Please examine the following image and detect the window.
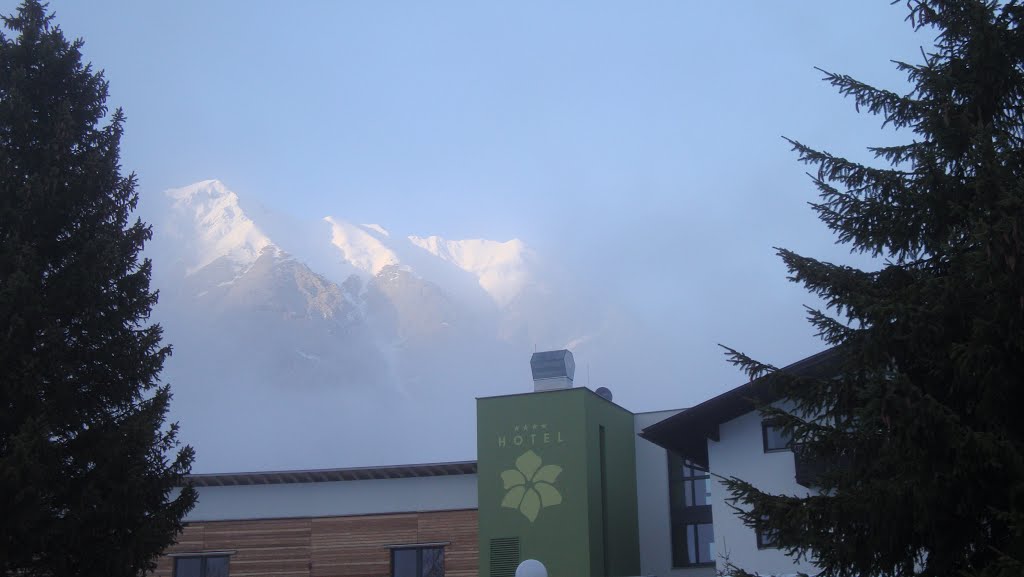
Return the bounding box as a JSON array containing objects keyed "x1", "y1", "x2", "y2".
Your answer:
[
  {"x1": 672, "y1": 523, "x2": 715, "y2": 566},
  {"x1": 762, "y1": 421, "x2": 792, "y2": 452},
  {"x1": 392, "y1": 546, "x2": 444, "y2": 577},
  {"x1": 756, "y1": 524, "x2": 779, "y2": 549},
  {"x1": 174, "y1": 556, "x2": 229, "y2": 577},
  {"x1": 667, "y1": 453, "x2": 714, "y2": 566}
]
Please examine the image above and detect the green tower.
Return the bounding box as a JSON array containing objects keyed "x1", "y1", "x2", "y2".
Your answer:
[{"x1": 477, "y1": 350, "x2": 640, "y2": 577}]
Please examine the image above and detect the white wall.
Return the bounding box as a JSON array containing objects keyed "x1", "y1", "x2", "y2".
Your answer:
[
  {"x1": 707, "y1": 408, "x2": 816, "y2": 576},
  {"x1": 634, "y1": 410, "x2": 715, "y2": 577},
  {"x1": 183, "y1": 474, "x2": 478, "y2": 522}
]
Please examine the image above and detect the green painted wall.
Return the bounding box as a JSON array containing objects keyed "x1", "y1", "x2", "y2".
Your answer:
[
  {"x1": 583, "y1": 392, "x2": 641, "y2": 577},
  {"x1": 477, "y1": 388, "x2": 640, "y2": 577}
]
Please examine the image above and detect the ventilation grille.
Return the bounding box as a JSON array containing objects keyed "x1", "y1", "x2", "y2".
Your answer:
[{"x1": 489, "y1": 537, "x2": 520, "y2": 577}]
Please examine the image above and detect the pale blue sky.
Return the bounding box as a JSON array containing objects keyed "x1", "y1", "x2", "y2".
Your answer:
[
  {"x1": 9, "y1": 1, "x2": 934, "y2": 417},
  {"x1": 34, "y1": 1, "x2": 924, "y2": 234}
]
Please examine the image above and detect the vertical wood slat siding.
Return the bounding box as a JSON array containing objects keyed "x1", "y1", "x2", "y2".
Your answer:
[{"x1": 154, "y1": 510, "x2": 478, "y2": 577}]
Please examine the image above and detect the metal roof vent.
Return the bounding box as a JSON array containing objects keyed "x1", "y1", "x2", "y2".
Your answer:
[{"x1": 530, "y1": 349, "x2": 575, "y2": 392}]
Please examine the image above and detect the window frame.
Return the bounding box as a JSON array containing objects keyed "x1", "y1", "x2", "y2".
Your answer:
[
  {"x1": 390, "y1": 544, "x2": 446, "y2": 577},
  {"x1": 756, "y1": 525, "x2": 780, "y2": 550},
  {"x1": 172, "y1": 554, "x2": 231, "y2": 577},
  {"x1": 761, "y1": 420, "x2": 792, "y2": 453},
  {"x1": 672, "y1": 522, "x2": 716, "y2": 567},
  {"x1": 667, "y1": 453, "x2": 715, "y2": 568}
]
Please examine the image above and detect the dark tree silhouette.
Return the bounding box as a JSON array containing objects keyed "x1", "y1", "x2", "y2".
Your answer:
[
  {"x1": 722, "y1": 2, "x2": 1024, "y2": 576},
  {"x1": 0, "y1": 2, "x2": 196, "y2": 575}
]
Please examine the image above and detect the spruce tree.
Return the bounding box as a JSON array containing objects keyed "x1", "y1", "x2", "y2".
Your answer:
[
  {"x1": 0, "y1": 2, "x2": 196, "y2": 575},
  {"x1": 721, "y1": 2, "x2": 1024, "y2": 576}
]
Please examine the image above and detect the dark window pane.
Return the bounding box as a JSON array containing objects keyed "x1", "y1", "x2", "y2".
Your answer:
[
  {"x1": 667, "y1": 453, "x2": 715, "y2": 567},
  {"x1": 763, "y1": 423, "x2": 791, "y2": 451},
  {"x1": 669, "y1": 479, "x2": 686, "y2": 511},
  {"x1": 697, "y1": 523, "x2": 715, "y2": 563},
  {"x1": 687, "y1": 462, "x2": 708, "y2": 478},
  {"x1": 670, "y1": 525, "x2": 688, "y2": 567},
  {"x1": 758, "y1": 524, "x2": 779, "y2": 549},
  {"x1": 667, "y1": 452, "x2": 686, "y2": 480},
  {"x1": 393, "y1": 549, "x2": 418, "y2": 577},
  {"x1": 174, "y1": 558, "x2": 202, "y2": 577},
  {"x1": 672, "y1": 524, "x2": 716, "y2": 567},
  {"x1": 204, "y1": 557, "x2": 229, "y2": 577},
  {"x1": 421, "y1": 547, "x2": 444, "y2": 577},
  {"x1": 686, "y1": 524, "x2": 697, "y2": 564}
]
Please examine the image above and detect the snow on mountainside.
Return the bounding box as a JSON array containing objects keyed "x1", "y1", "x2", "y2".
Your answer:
[
  {"x1": 159, "y1": 180, "x2": 533, "y2": 307},
  {"x1": 362, "y1": 223, "x2": 389, "y2": 237},
  {"x1": 409, "y1": 236, "x2": 529, "y2": 307},
  {"x1": 165, "y1": 180, "x2": 274, "y2": 274},
  {"x1": 147, "y1": 179, "x2": 552, "y2": 391},
  {"x1": 323, "y1": 217, "x2": 399, "y2": 275},
  {"x1": 144, "y1": 179, "x2": 607, "y2": 471}
]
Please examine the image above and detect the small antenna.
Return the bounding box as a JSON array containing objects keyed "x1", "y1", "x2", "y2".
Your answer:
[{"x1": 588, "y1": 363, "x2": 591, "y2": 387}]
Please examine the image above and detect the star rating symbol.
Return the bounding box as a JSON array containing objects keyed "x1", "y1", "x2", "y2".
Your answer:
[{"x1": 512, "y1": 423, "x2": 548, "y2": 433}]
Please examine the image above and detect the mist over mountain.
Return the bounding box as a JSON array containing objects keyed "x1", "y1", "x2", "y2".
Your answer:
[{"x1": 144, "y1": 180, "x2": 613, "y2": 471}]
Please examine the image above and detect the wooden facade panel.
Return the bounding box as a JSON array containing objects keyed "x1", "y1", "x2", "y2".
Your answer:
[
  {"x1": 419, "y1": 510, "x2": 478, "y2": 575},
  {"x1": 230, "y1": 545, "x2": 310, "y2": 562},
  {"x1": 153, "y1": 524, "x2": 206, "y2": 577},
  {"x1": 312, "y1": 548, "x2": 394, "y2": 564},
  {"x1": 315, "y1": 560, "x2": 389, "y2": 577},
  {"x1": 153, "y1": 555, "x2": 174, "y2": 577},
  {"x1": 231, "y1": 547, "x2": 311, "y2": 570},
  {"x1": 229, "y1": 557, "x2": 310, "y2": 577},
  {"x1": 204, "y1": 519, "x2": 312, "y2": 550},
  {"x1": 166, "y1": 523, "x2": 206, "y2": 553},
  {"x1": 312, "y1": 514, "x2": 419, "y2": 544},
  {"x1": 443, "y1": 550, "x2": 478, "y2": 571},
  {"x1": 156, "y1": 510, "x2": 477, "y2": 577},
  {"x1": 312, "y1": 514, "x2": 417, "y2": 577}
]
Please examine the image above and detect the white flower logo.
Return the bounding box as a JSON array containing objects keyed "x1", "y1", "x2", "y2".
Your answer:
[{"x1": 500, "y1": 449, "x2": 563, "y2": 522}]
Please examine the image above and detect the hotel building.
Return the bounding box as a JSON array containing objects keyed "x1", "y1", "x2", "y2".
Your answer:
[{"x1": 157, "y1": 349, "x2": 829, "y2": 577}]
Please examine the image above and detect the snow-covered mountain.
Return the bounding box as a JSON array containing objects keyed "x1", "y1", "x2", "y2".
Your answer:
[
  {"x1": 156, "y1": 180, "x2": 532, "y2": 308},
  {"x1": 409, "y1": 235, "x2": 529, "y2": 307},
  {"x1": 143, "y1": 180, "x2": 599, "y2": 471},
  {"x1": 323, "y1": 217, "x2": 399, "y2": 275},
  {"x1": 161, "y1": 180, "x2": 274, "y2": 274}
]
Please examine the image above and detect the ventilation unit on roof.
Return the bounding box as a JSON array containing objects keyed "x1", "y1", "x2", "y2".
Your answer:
[{"x1": 530, "y1": 350, "x2": 575, "y2": 392}]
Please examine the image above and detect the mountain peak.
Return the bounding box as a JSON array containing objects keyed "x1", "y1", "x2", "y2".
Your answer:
[
  {"x1": 323, "y1": 217, "x2": 399, "y2": 275},
  {"x1": 362, "y1": 223, "x2": 390, "y2": 237},
  {"x1": 408, "y1": 235, "x2": 529, "y2": 307},
  {"x1": 159, "y1": 180, "x2": 533, "y2": 307},
  {"x1": 167, "y1": 179, "x2": 230, "y2": 202},
  {"x1": 164, "y1": 180, "x2": 274, "y2": 274}
]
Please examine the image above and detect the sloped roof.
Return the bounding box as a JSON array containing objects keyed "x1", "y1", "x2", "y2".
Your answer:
[
  {"x1": 186, "y1": 460, "x2": 477, "y2": 487},
  {"x1": 639, "y1": 348, "x2": 839, "y2": 469}
]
